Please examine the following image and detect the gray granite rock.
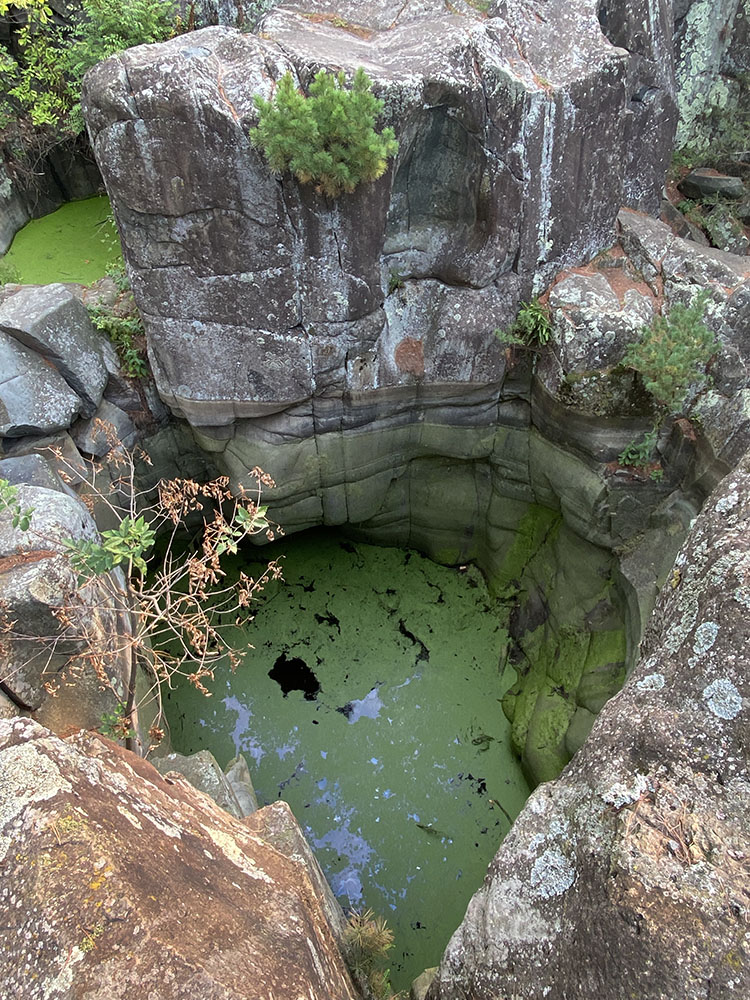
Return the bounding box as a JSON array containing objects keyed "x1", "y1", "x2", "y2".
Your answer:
[
  {"x1": 679, "y1": 168, "x2": 746, "y2": 200},
  {"x1": 0, "y1": 283, "x2": 109, "y2": 417},
  {"x1": 152, "y1": 749, "x2": 258, "y2": 819},
  {"x1": 71, "y1": 398, "x2": 137, "y2": 457},
  {"x1": 0, "y1": 332, "x2": 82, "y2": 437},
  {"x1": 0, "y1": 485, "x2": 100, "y2": 709},
  {"x1": 82, "y1": 2, "x2": 674, "y2": 430},
  {"x1": 0, "y1": 720, "x2": 358, "y2": 1000}
]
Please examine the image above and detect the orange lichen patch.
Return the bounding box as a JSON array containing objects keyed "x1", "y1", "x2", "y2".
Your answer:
[
  {"x1": 394, "y1": 338, "x2": 424, "y2": 376},
  {"x1": 602, "y1": 262, "x2": 659, "y2": 308},
  {"x1": 547, "y1": 248, "x2": 662, "y2": 310},
  {"x1": 674, "y1": 417, "x2": 697, "y2": 443},
  {"x1": 300, "y1": 12, "x2": 375, "y2": 39},
  {"x1": 0, "y1": 549, "x2": 58, "y2": 573}
]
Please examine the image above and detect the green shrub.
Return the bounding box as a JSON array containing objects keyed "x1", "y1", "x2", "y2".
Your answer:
[
  {"x1": 250, "y1": 67, "x2": 398, "y2": 198},
  {"x1": 618, "y1": 428, "x2": 658, "y2": 469},
  {"x1": 496, "y1": 298, "x2": 552, "y2": 348},
  {"x1": 1, "y1": 0, "x2": 176, "y2": 137},
  {"x1": 88, "y1": 306, "x2": 148, "y2": 378},
  {"x1": 622, "y1": 292, "x2": 718, "y2": 414}
]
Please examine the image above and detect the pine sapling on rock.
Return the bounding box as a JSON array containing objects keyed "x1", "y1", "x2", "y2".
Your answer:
[{"x1": 250, "y1": 67, "x2": 398, "y2": 197}]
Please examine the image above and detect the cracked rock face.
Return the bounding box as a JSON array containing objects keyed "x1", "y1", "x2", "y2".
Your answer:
[
  {"x1": 427, "y1": 453, "x2": 750, "y2": 1000},
  {"x1": 0, "y1": 719, "x2": 357, "y2": 1000},
  {"x1": 82, "y1": 0, "x2": 676, "y2": 435}
]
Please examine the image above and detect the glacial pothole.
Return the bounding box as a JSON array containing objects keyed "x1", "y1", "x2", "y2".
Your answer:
[{"x1": 162, "y1": 528, "x2": 532, "y2": 990}]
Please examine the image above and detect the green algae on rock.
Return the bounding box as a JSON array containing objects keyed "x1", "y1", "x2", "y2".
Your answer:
[{"x1": 2, "y1": 195, "x2": 121, "y2": 285}]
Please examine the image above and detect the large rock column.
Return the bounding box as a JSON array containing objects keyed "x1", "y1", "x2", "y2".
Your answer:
[{"x1": 82, "y1": 1, "x2": 673, "y2": 436}]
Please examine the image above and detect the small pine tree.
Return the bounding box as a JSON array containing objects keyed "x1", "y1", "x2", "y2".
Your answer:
[
  {"x1": 250, "y1": 67, "x2": 398, "y2": 197},
  {"x1": 623, "y1": 291, "x2": 719, "y2": 414}
]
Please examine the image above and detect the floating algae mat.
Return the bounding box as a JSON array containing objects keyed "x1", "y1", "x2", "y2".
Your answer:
[
  {"x1": 164, "y1": 530, "x2": 530, "y2": 991},
  {"x1": 2, "y1": 195, "x2": 121, "y2": 284}
]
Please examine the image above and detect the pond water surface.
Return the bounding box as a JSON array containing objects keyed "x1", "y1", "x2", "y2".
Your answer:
[
  {"x1": 164, "y1": 530, "x2": 530, "y2": 991},
  {"x1": 2, "y1": 195, "x2": 120, "y2": 284}
]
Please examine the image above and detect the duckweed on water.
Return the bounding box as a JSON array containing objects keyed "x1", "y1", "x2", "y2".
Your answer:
[
  {"x1": 2, "y1": 195, "x2": 121, "y2": 285},
  {"x1": 163, "y1": 529, "x2": 530, "y2": 992}
]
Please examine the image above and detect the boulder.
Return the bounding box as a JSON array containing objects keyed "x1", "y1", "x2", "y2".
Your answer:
[
  {"x1": 679, "y1": 168, "x2": 746, "y2": 200},
  {"x1": 428, "y1": 452, "x2": 750, "y2": 1000},
  {"x1": 152, "y1": 748, "x2": 259, "y2": 819},
  {"x1": 0, "y1": 484, "x2": 125, "y2": 712},
  {"x1": 0, "y1": 718, "x2": 358, "y2": 1000},
  {"x1": 71, "y1": 397, "x2": 137, "y2": 456},
  {"x1": 0, "y1": 331, "x2": 82, "y2": 437},
  {"x1": 0, "y1": 283, "x2": 109, "y2": 417}
]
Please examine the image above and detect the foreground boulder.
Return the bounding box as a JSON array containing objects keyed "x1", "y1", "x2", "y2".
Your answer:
[
  {"x1": 428, "y1": 453, "x2": 750, "y2": 1000},
  {"x1": 0, "y1": 719, "x2": 357, "y2": 1000}
]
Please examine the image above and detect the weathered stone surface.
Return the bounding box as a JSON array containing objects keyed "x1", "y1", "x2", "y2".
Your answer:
[
  {"x1": 152, "y1": 748, "x2": 258, "y2": 819},
  {"x1": 245, "y1": 798, "x2": 348, "y2": 945},
  {"x1": 83, "y1": 2, "x2": 673, "y2": 429},
  {"x1": 618, "y1": 207, "x2": 750, "y2": 430},
  {"x1": 0, "y1": 484, "x2": 125, "y2": 712},
  {"x1": 0, "y1": 718, "x2": 358, "y2": 1000},
  {"x1": 679, "y1": 167, "x2": 747, "y2": 200},
  {"x1": 0, "y1": 283, "x2": 109, "y2": 417},
  {"x1": 0, "y1": 452, "x2": 76, "y2": 497},
  {"x1": 71, "y1": 397, "x2": 137, "y2": 456},
  {"x1": 0, "y1": 331, "x2": 82, "y2": 437},
  {"x1": 428, "y1": 454, "x2": 750, "y2": 1000},
  {"x1": 0, "y1": 161, "x2": 30, "y2": 256},
  {"x1": 674, "y1": 0, "x2": 749, "y2": 148},
  {"x1": 595, "y1": 0, "x2": 677, "y2": 212}
]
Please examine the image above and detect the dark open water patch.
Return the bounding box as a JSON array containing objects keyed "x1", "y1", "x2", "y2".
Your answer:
[
  {"x1": 164, "y1": 529, "x2": 530, "y2": 992},
  {"x1": 268, "y1": 653, "x2": 321, "y2": 700}
]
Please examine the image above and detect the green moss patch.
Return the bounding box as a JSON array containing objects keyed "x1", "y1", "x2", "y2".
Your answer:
[{"x1": 2, "y1": 195, "x2": 121, "y2": 285}]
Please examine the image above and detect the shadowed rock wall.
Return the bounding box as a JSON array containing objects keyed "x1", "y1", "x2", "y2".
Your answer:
[{"x1": 427, "y1": 452, "x2": 750, "y2": 1000}]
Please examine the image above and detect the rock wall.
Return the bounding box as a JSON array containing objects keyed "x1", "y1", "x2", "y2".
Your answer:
[
  {"x1": 0, "y1": 718, "x2": 358, "y2": 1000},
  {"x1": 82, "y1": 1, "x2": 674, "y2": 436},
  {"x1": 673, "y1": 0, "x2": 749, "y2": 148},
  {"x1": 428, "y1": 452, "x2": 750, "y2": 1000},
  {"x1": 79, "y1": 2, "x2": 750, "y2": 784}
]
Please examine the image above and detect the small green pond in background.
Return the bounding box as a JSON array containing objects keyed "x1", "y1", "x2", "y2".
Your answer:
[
  {"x1": 163, "y1": 529, "x2": 530, "y2": 991},
  {"x1": 2, "y1": 195, "x2": 120, "y2": 284}
]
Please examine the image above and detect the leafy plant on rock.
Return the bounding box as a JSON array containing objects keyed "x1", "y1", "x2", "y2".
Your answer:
[
  {"x1": 250, "y1": 67, "x2": 398, "y2": 197},
  {"x1": 622, "y1": 291, "x2": 718, "y2": 415},
  {"x1": 0, "y1": 428, "x2": 283, "y2": 753},
  {"x1": 618, "y1": 428, "x2": 658, "y2": 469},
  {"x1": 88, "y1": 306, "x2": 148, "y2": 378},
  {"x1": 495, "y1": 298, "x2": 552, "y2": 348}
]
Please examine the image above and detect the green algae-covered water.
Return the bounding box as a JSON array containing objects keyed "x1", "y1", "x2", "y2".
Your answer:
[
  {"x1": 163, "y1": 530, "x2": 530, "y2": 991},
  {"x1": 2, "y1": 195, "x2": 121, "y2": 284}
]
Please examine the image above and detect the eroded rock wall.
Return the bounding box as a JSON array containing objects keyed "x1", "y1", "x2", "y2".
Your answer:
[
  {"x1": 82, "y1": 0, "x2": 673, "y2": 436},
  {"x1": 428, "y1": 452, "x2": 750, "y2": 1000}
]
